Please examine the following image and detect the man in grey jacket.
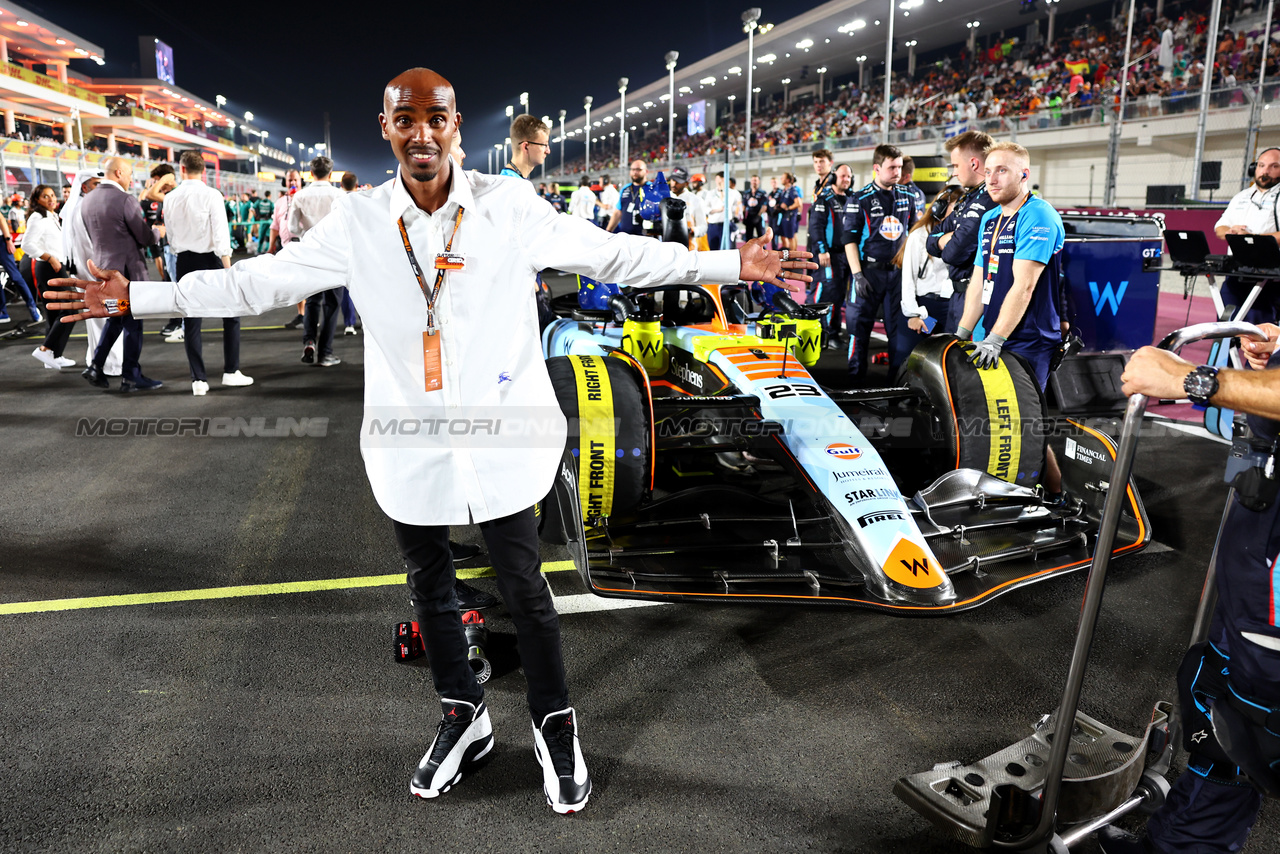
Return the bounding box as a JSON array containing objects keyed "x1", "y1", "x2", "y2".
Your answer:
[{"x1": 79, "y1": 157, "x2": 161, "y2": 392}]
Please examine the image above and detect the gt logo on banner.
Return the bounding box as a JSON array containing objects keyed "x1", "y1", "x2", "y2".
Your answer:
[{"x1": 1089, "y1": 280, "x2": 1128, "y2": 316}]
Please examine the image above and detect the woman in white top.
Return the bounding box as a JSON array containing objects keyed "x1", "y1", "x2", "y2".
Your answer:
[
  {"x1": 896, "y1": 185, "x2": 965, "y2": 337},
  {"x1": 24, "y1": 184, "x2": 74, "y2": 369}
]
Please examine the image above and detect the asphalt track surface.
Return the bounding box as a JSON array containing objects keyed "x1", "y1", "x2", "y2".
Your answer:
[{"x1": 1, "y1": 271, "x2": 1277, "y2": 853}]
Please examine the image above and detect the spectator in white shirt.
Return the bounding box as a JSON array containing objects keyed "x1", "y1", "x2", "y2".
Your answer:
[
  {"x1": 897, "y1": 186, "x2": 964, "y2": 335},
  {"x1": 596, "y1": 175, "x2": 619, "y2": 229},
  {"x1": 704, "y1": 173, "x2": 727, "y2": 249},
  {"x1": 25, "y1": 184, "x2": 76, "y2": 369},
  {"x1": 164, "y1": 150, "x2": 253, "y2": 395},
  {"x1": 47, "y1": 67, "x2": 814, "y2": 817},
  {"x1": 289, "y1": 156, "x2": 345, "y2": 366},
  {"x1": 1214, "y1": 146, "x2": 1280, "y2": 323},
  {"x1": 568, "y1": 175, "x2": 597, "y2": 222}
]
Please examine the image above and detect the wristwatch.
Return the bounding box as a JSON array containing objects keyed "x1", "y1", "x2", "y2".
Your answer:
[{"x1": 1184, "y1": 365, "x2": 1220, "y2": 405}]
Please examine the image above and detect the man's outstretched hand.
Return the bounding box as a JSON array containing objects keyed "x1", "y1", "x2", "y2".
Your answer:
[
  {"x1": 739, "y1": 227, "x2": 817, "y2": 286},
  {"x1": 44, "y1": 259, "x2": 131, "y2": 323}
]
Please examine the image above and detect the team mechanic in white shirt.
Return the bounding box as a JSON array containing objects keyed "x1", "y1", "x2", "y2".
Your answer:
[
  {"x1": 1214, "y1": 146, "x2": 1280, "y2": 323},
  {"x1": 164, "y1": 150, "x2": 253, "y2": 395},
  {"x1": 47, "y1": 67, "x2": 815, "y2": 816}
]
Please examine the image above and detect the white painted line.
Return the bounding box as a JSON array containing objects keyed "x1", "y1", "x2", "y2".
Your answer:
[
  {"x1": 552, "y1": 593, "x2": 671, "y2": 615},
  {"x1": 1144, "y1": 414, "x2": 1231, "y2": 445}
]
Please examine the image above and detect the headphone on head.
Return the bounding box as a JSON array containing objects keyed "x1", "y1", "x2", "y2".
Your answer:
[{"x1": 1247, "y1": 147, "x2": 1280, "y2": 179}]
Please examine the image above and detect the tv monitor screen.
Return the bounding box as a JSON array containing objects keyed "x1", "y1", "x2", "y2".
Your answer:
[
  {"x1": 154, "y1": 39, "x2": 174, "y2": 85},
  {"x1": 687, "y1": 100, "x2": 706, "y2": 136}
]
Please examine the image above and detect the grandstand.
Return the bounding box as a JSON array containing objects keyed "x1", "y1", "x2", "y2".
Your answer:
[
  {"x1": 540, "y1": 0, "x2": 1278, "y2": 207},
  {"x1": 0, "y1": 1, "x2": 299, "y2": 199}
]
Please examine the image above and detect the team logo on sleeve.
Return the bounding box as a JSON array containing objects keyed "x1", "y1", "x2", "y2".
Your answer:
[{"x1": 879, "y1": 216, "x2": 904, "y2": 240}]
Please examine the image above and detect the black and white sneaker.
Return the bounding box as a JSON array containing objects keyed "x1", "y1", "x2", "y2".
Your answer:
[
  {"x1": 410, "y1": 698, "x2": 493, "y2": 799},
  {"x1": 532, "y1": 707, "x2": 591, "y2": 814}
]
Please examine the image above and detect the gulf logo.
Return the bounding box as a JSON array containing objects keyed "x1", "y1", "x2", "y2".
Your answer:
[
  {"x1": 879, "y1": 215, "x2": 904, "y2": 241},
  {"x1": 825, "y1": 443, "x2": 863, "y2": 460}
]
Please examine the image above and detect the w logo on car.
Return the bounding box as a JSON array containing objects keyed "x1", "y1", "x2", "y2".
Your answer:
[{"x1": 1089, "y1": 281, "x2": 1128, "y2": 316}]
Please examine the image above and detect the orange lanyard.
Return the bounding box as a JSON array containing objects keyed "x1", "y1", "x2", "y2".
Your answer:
[
  {"x1": 397, "y1": 205, "x2": 463, "y2": 333},
  {"x1": 986, "y1": 193, "x2": 1029, "y2": 281}
]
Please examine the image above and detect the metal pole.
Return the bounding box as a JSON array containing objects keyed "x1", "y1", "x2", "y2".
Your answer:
[
  {"x1": 746, "y1": 17, "x2": 757, "y2": 184},
  {"x1": 619, "y1": 82, "x2": 628, "y2": 168},
  {"x1": 560, "y1": 110, "x2": 566, "y2": 175},
  {"x1": 585, "y1": 97, "x2": 592, "y2": 174},
  {"x1": 1242, "y1": 0, "x2": 1274, "y2": 189},
  {"x1": 1104, "y1": 0, "x2": 1136, "y2": 207},
  {"x1": 667, "y1": 52, "x2": 678, "y2": 171},
  {"x1": 883, "y1": 0, "x2": 895, "y2": 144},
  {"x1": 1191, "y1": 0, "x2": 1225, "y2": 200}
]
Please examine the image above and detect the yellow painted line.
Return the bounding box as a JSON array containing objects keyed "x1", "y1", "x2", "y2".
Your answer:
[{"x1": 0, "y1": 560, "x2": 577, "y2": 615}]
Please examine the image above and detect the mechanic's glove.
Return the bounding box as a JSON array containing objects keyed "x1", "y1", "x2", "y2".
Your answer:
[
  {"x1": 969, "y1": 333, "x2": 1007, "y2": 370},
  {"x1": 852, "y1": 272, "x2": 872, "y2": 301},
  {"x1": 955, "y1": 326, "x2": 973, "y2": 342}
]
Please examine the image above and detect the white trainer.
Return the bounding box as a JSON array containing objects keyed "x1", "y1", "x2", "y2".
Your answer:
[
  {"x1": 410, "y1": 699, "x2": 494, "y2": 799},
  {"x1": 55, "y1": 356, "x2": 76, "y2": 367},
  {"x1": 32, "y1": 347, "x2": 60, "y2": 369},
  {"x1": 165, "y1": 327, "x2": 185, "y2": 343},
  {"x1": 221, "y1": 371, "x2": 254, "y2": 387},
  {"x1": 532, "y1": 707, "x2": 591, "y2": 814},
  {"x1": 191, "y1": 380, "x2": 209, "y2": 396}
]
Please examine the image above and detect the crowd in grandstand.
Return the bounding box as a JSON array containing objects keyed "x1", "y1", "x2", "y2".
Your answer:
[{"x1": 556, "y1": 0, "x2": 1278, "y2": 176}]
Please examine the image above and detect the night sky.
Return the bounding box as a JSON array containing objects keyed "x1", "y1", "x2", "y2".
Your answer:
[{"x1": 43, "y1": 0, "x2": 819, "y2": 183}]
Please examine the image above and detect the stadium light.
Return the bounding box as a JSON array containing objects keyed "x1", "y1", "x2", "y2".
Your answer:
[
  {"x1": 743, "y1": 6, "x2": 762, "y2": 177},
  {"x1": 817, "y1": 66, "x2": 828, "y2": 101},
  {"x1": 244, "y1": 111, "x2": 254, "y2": 122},
  {"x1": 857, "y1": 55, "x2": 867, "y2": 90},
  {"x1": 216, "y1": 95, "x2": 227, "y2": 108},
  {"x1": 584, "y1": 95, "x2": 592, "y2": 172},
  {"x1": 618, "y1": 78, "x2": 629, "y2": 166},
  {"x1": 559, "y1": 109, "x2": 567, "y2": 173},
  {"x1": 666, "y1": 50, "x2": 679, "y2": 170},
  {"x1": 796, "y1": 38, "x2": 814, "y2": 50}
]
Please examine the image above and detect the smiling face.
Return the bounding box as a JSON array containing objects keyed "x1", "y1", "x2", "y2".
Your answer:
[
  {"x1": 379, "y1": 68, "x2": 459, "y2": 184},
  {"x1": 36, "y1": 186, "x2": 57, "y2": 212}
]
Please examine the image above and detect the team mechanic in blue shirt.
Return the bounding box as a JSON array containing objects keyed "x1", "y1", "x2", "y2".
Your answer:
[
  {"x1": 842, "y1": 144, "x2": 919, "y2": 384},
  {"x1": 807, "y1": 163, "x2": 853, "y2": 347},
  {"x1": 606, "y1": 160, "x2": 657, "y2": 238},
  {"x1": 956, "y1": 141, "x2": 1063, "y2": 493}
]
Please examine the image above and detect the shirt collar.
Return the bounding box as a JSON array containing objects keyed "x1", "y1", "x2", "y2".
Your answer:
[
  {"x1": 388, "y1": 157, "x2": 472, "y2": 225},
  {"x1": 101, "y1": 179, "x2": 127, "y2": 193}
]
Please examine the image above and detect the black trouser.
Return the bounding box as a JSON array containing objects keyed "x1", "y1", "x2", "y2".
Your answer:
[
  {"x1": 304, "y1": 289, "x2": 340, "y2": 356},
  {"x1": 846, "y1": 265, "x2": 910, "y2": 384},
  {"x1": 393, "y1": 506, "x2": 569, "y2": 721},
  {"x1": 177, "y1": 251, "x2": 240, "y2": 382},
  {"x1": 34, "y1": 260, "x2": 74, "y2": 357},
  {"x1": 824, "y1": 252, "x2": 850, "y2": 339},
  {"x1": 92, "y1": 316, "x2": 143, "y2": 381},
  {"x1": 742, "y1": 215, "x2": 765, "y2": 243},
  {"x1": 944, "y1": 282, "x2": 970, "y2": 335}
]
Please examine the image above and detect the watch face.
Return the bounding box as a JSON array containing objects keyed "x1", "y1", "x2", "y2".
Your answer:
[{"x1": 1186, "y1": 369, "x2": 1217, "y2": 401}]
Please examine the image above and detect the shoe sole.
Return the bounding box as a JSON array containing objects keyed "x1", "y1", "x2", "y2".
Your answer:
[
  {"x1": 532, "y1": 741, "x2": 591, "y2": 814},
  {"x1": 409, "y1": 734, "x2": 494, "y2": 799}
]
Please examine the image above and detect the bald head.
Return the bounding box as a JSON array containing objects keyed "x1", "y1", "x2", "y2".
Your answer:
[
  {"x1": 380, "y1": 67, "x2": 462, "y2": 189},
  {"x1": 104, "y1": 157, "x2": 133, "y2": 188},
  {"x1": 383, "y1": 67, "x2": 455, "y2": 114}
]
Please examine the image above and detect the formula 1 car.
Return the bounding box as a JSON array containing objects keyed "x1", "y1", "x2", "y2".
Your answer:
[{"x1": 535, "y1": 207, "x2": 1148, "y2": 614}]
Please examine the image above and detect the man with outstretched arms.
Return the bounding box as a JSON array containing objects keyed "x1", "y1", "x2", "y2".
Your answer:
[
  {"x1": 47, "y1": 67, "x2": 814, "y2": 817},
  {"x1": 926, "y1": 130, "x2": 997, "y2": 333}
]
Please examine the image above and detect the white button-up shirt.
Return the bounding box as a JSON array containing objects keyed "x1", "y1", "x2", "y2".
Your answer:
[
  {"x1": 130, "y1": 164, "x2": 740, "y2": 525},
  {"x1": 287, "y1": 179, "x2": 343, "y2": 238},
  {"x1": 569, "y1": 186, "x2": 597, "y2": 220},
  {"x1": 1216, "y1": 183, "x2": 1280, "y2": 236},
  {"x1": 163, "y1": 178, "x2": 232, "y2": 257},
  {"x1": 21, "y1": 211, "x2": 64, "y2": 264}
]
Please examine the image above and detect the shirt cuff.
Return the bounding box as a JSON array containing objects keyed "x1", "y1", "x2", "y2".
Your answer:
[
  {"x1": 130, "y1": 280, "x2": 179, "y2": 318},
  {"x1": 697, "y1": 250, "x2": 741, "y2": 284}
]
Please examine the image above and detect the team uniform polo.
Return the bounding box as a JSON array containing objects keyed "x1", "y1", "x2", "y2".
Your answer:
[
  {"x1": 927, "y1": 183, "x2": 999, "y2": 333},
  {"x1": 842, "y1": 182, "x2": 919, "y2": 383},
  {"x1": 974, "y1": 194, "x2": 1064, "y2": 390},
  {"x1": 776, "y1": 185, "x2": 801, "y2": 239},
  {"x1": 741, "y1": 186, "x2": 769, "y2": 242},
  {"x1": 807, "y1": 186, "x2": 851, "y2": 338},
  {"x1": 613, "y1": 183, "x2": 650, "y2": 237}
]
